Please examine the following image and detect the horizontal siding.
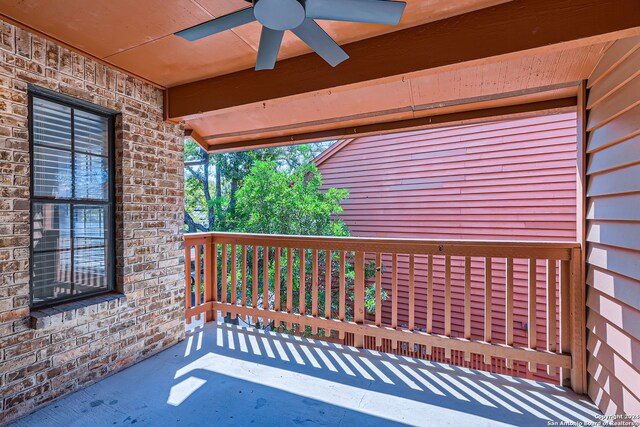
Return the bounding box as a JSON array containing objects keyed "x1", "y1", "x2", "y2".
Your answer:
[
  {"x1": 585, "y1": 36, "x2": 640, "y2": 417},
  {"x1": 318, "y1": 112, "x2": 577, "y2": 382}
]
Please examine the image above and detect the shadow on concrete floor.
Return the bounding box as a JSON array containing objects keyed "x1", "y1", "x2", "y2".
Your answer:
[{"x1": 10, "y1": 321, "x2": 601, "y2": 427}]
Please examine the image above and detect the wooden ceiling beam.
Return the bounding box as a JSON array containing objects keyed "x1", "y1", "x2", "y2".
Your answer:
[
  {"x1": 205, "y1": 97, "x2": 577, "y2": 153},
  {"x1": 185, "y1": 129, "x2": 208, "y2": 151},
  {"x1": 166, "y1": 0, "x2": 640, "y2": 120}
]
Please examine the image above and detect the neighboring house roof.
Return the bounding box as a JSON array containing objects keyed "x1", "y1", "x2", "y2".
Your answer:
[{"x1": 312, "y1": 138, "x2": 354, "y2": 167}]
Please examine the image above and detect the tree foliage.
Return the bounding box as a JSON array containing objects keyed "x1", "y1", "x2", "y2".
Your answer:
[
  {"x1": 183, "y1": 139, "x2": 338, "y2": 234},
  {"x1": 235, "y1": 161, "x2": 349, "y2": 236},
  {"x1": 184, "y1": 139, "x2": 387, "y2": 334}
]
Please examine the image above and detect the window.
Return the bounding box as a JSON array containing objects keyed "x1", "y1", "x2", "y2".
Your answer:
[{"x1": 29, "y1": 90, "x2": 116, "y2": 307}]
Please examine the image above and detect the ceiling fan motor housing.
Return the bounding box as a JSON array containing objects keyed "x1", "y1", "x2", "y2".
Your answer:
[{"x1": 253, "y1": 0, "x2": 306, "y2": 31}]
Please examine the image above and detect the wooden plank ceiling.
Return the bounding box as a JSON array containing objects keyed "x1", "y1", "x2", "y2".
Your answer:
[
  {"x1": 1, "y1": 0, "x2": 640, "y2": 151},
  {"x1": 0, "y1": 0, "x2": 510, "y2": 87}
]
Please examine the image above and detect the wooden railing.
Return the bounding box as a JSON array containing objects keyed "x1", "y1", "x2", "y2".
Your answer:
[{"x1": 184, "y1": 232, "x2": 585, "y2": 393}]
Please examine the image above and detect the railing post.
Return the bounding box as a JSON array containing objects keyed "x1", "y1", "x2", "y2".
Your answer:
[
  {"x1": 569, "y1": 247, "x2": 586, "y2": 394},
  {"x1": 204, "y1": 236, "x2": 216, "y2": 322},
  {"x1": 184, "y1": 239, "x2": 192, "y2": 325},
  {"x1": 353, "y1": 251, "x2": 365, "y2": 348}
]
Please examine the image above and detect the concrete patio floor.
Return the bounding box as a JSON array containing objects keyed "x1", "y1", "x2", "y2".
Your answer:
[{"x1": 10, "y1": 321, "x2": 601, "y2": 427}]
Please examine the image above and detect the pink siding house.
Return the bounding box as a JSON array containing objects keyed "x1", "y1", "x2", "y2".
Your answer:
[{"x1": 316, "y1": 112, "x2": 578, "y2": 380}]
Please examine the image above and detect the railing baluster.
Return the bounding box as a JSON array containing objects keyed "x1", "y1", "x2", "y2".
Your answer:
[
  {"x1": 312, "y1": 249, "x2": 319, "y2": 334},
  {"x1": 463, "y1": 256, "x2": 471, "y2": 362},
  {"x1": 427, "y1": 254, "x2": 433, "y2": 334},
  {"x1": 560, "y1": 259, "x2": 571, "y2": 387},
  {"x1": 212, "y1": 241, "x2": 218, "y2": 308},
  {"x1": 339, "y1": 250, "x2": 346, "y2": 340},
  {"x1": 221, "y1": 244, "x2": 228, "y2": 305},
  {"x1": 375, "y1": 252, "x2": 382, "y2": 347},
  {"x1": 185, "y1": 242, "x2": 192, "y2": 325},
  {"x1": 445, "y1": 255, "x2": 451, "y2": 338},
  {"x1": 241, "y1": 245, "x2": 247, "y2": 306},
  {"x1": 409, "y1": 254, "x2": 415, "y2": 331},
  {"x1": 464, "y1": 256, "x2": 471, "y2": 340},
  {"x1": 483, "y1": 257, "x2": 492, "y2": 364},
  {"x1": 263, "y1": 246, "x2": 270, "y2": 310},
  {"x1": 547, "y1": 259, "x2": 557, "y2": 375},
  {"x1": 287, "y1": 247, "x2": 293, "y2": 330},
  {"x1": 485, "y1": 257, "x2": 492, "y2": 344},
  {"x1": 204, "y1": 237, "x2": 214, "y2": 322},
  {"x1": 506, "y1": 257, "x2": 514, "y2": 368},
  {"x1": 263, "y1": 246, "x2": 270, "y2": 328},
  {"x1": 252, "y1": 246, "x2": 258, "y2": 309},
  {"x1": 391, "y1": 253, "x2": 398, "y2": 349},
  {"x1": 195, "y1": 244, "x2": 202, "y2": 320},
  {"x1": 528, "y1": 258, "x2": 537, "y2": 373},
  {"x1": 325, "y1": 250, "x2": 332, "y2": 337},
  {"x1": 274, "y1": 247, "x2": 281, "y2": 312},
  {"x1": 231, "y1": 244, "x2": 237, "y2": 306},
  {"x1": 299, "y1": 248, "x2": 306, "y2": 317},
  {"x1": 354, "y1": 251, "x2": 365, "y2": 348}
]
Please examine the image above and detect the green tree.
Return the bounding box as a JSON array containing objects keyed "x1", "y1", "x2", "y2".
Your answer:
[
  {"x1": 184, "y1": 140, "x2": 387, "y2": 335},
  {"x1": 183, "y1": 139, "x2": 334, "y2": 233},
  {"x1": 235, "y1": 161, "x2": 349, "y2": 236}
]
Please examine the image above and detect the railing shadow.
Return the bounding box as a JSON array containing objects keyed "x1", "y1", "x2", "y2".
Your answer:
[{"x1": 176, "y1": 321, "x2": 601, "y2": 426}]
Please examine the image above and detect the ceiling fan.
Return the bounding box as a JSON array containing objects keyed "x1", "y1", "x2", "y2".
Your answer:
[{"x1": 175, "y1": 0, "x2": 406, "y2": 70}]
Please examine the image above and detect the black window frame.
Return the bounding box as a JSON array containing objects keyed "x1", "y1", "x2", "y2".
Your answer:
[{"x1": 28, "y1": 86, "x2": 117, "y2": 308}]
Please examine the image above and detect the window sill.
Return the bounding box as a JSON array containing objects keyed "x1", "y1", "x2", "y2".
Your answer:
[{"x1": 30, "y1": 292, "x2": 126, "y2": 330}]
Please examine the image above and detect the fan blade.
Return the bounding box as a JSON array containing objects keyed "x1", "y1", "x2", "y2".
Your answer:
[
  {"x1": 292, "y1": 19, "x2": 349, "y2": 67},
  {"x1": 175, "y1": 8, "x2": 255, "y2": 41},
  {"x1": 256, "y1": 27, "x2": 284, "y2": 70},
  {"x1": 305, "y1": 0, "x2": 406, "y2": 25}
]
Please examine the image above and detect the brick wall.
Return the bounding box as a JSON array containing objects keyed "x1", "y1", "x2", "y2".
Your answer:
[{"x1": 0, "y1": 20, "x2": 185, "y2": 424}]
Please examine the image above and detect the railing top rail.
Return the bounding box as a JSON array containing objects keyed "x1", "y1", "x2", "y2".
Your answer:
[{"x1": 185, "y1": 232, "x2": 579, "y2": 260}]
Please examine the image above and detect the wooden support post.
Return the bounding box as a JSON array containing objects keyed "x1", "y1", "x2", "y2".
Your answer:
[
  {"x1": 571, "y1": 81, "x2": 587, "y2": 395},
  {"x1": 353, "y1": 251, "x2": 365, "y2": 348},
  {"x1": 570, "y1": 247, "x2": 586, "y2": 394}
]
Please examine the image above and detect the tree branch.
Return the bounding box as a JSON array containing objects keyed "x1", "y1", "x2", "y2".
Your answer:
[
  {"x1": 185, "y1": 165, "x2": 205, "y2": 183},
  {"x1": 184, "y1": 210, "x2": 208, "y2": 233}
]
